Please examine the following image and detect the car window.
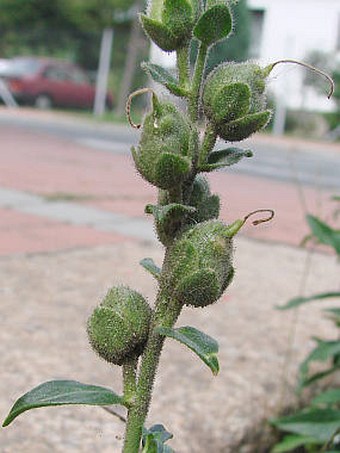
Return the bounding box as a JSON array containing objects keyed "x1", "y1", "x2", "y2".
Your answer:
[
  {"x1": 44, "y1": 65, "x2": 89, "y2": 85},
  {"x1": 44, "y1": 66, "x2": 69, "y2": 82},
  {"x1": 69, "y1": 67, "x2": 89, "y2": 85},
  {"x1": 1, "y1": 58, "x2": 41, "y2": 77}
]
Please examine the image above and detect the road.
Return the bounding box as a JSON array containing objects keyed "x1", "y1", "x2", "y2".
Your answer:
[{"x1": 0, "y1": 108, "x2": 339, "y2": 191}]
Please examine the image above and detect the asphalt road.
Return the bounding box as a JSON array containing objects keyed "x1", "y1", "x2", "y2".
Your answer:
[{"x1": 0, "y1": 108, "x2": 339, "y2": 192}]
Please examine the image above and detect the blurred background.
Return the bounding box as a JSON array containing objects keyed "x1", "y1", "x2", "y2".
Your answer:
[{"x1": 0, "y1": 0, "x2": 339, "y2": 139}]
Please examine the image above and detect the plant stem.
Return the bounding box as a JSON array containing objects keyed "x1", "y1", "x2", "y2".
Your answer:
[
  {"x1": 123, "y1": 357, "x2": 138, "y2": 405},
  {"x1": 177, "y1": 45, "x2": 190, "y2": 91},
  {"x1": 189, "y1": 42, "x2": 208, "y2": 122},
  {"x1": 198, "y1": 122, "x2": 217, "y2": 168},
  {"x1": 122, "y1": 293, "x2": 183, "y2": 452}
]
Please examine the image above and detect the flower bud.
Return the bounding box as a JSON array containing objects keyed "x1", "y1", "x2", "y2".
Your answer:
[
  {"x1": 163, "y1": 221, "x2": 235, "y2": 307},
  {"x1": 131, "y1": 91, "x2": 192, "y2": 190},
  {"x1": 203, "y1": 62, "x2": 272, "y2": 141},
  {"x1": 87, "y1": 286, "x2": 151, "y2": 365},
  {"x1": 140, "y1": 0, "x2": 198, "y2": 51}
]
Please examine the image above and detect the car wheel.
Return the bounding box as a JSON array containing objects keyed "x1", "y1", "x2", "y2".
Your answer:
[{"x1": 35, "y1": 94, "x2": 53, "y2": 110}]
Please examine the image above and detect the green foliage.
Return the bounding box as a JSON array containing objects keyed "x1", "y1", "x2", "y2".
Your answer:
[
  {"x1": 142, "y1": 424, "x2": 174, "y2": 452},
  {"x1": 306, "y1": 214, "x2": 340, "y2": 256},
  {"x1": 278, "y1": 292, "x2": 340, "y2": 311},
  {"x1": 2, "y1": 380, "x2": 124, "y2": 427},
  {"x1": 156, "y1": 326, "x2": 220, "y2": 375},
  {"x1": 145, "y1": 203, "x2": 196, "y2": 245},
  {"x1": 87, "y1": 286, "x2": 151, "y2": 365},
  {"x1": 193, "y1": 4, "x2": 232, "y2": 46},
  {"x1": 140, "y1": 257, "x2": 161, "y2": 280},
  {"x1": 141, "y1": 62, "x2": 187, "y2": 97},
  {"x1": 188, "y1": 175, "x2": 220, "y2": 222},
  {"x1": 205, "y1": 0, "x2": 250, "y2": 69},
  {"x1": 202, "y1": 147, "x2": 253, "y2": 171},
  {"x1": 271, "y1": 408, "x2": 340, "y2": 446},
  {"x1": 140, "y1": 0, "x2": 195, "y2": 51},
  {"x1": 272, "y1": 203, "x2": 340, "y2": 452}
]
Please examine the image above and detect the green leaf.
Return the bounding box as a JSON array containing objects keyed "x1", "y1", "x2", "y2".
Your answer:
[
  {"x1": 193, "y1": 4, "x2": 232, "y2": 46},
  {"x1": 325, "y1": 308, "x2": 340, "y2": 317},
  {"x1": 162, "y1": 0, "x2": 193, "y2": 38},
  {"x1": 301, "y1": 365, "x2": 340, "y2": 388},
  {"x1": 145, "y1": 203, "x2": 196, "y2": 245},
  {"x1": 201, "y1": 147, "x2": 253, "y2": 171},
  {"x1": 307, "y1": 214, "x2": 340, "y2": 255},
  {"x1": 270, "y1": 408, "x2": 340, "y2": 443},
  {"x1": 145, "y1": 204, "x2": 196, "y2": 222},
  {"x1": 324, "y1": 308, "x2": 340, "y2": 326},
  {"x1": 2, "y1": 380, "x2": 124, "y2": 427},
  {"x1": 142, "y1": 424, "x2": 174, "y2": 453},
  {"x1": 271, "y1": 434, "x2": 320, "y2": 452},
  {"x1": 140, "y1": 15, "x2": 177, "y2": 52},
  {"x1": 217, "y1": 110, "x2": 272, "y2": 142},
  {"x1": 141, "y1": 62, "x2": 187, "y2": 97},
  {"x1": 299, "y1": 340, "x2": 340, "y2": 387},
  {"x1": 312, "y1": 389, "x2": 340, "y2": 407},
  {"x1": 277, "y1": 292, "x2": 340, "y2": 310},
  {"x1": 156, "y1": 326, "x2": 219, "y2": 375},
  {"x1": 140, "y1": 258, "x2": 161, "y2": 280}
]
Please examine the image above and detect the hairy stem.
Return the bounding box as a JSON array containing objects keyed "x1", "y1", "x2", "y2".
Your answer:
[
  {"x1": 198, "y1": 122, "x2": 217, "y2": 167},
  {"x1": 123, "y1": 292, "x2": 182, "y2": 452},
  {"x1": 123, "y1": 357, "x2": 138, "y2": 405},
  {"x1": 189, "y1": 42, "x2": 208, "y2": 122},
  {"x1": 177, "y1": 45, "x2": 190, "y2": 91}
]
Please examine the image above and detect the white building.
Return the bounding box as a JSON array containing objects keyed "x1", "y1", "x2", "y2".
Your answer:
[
  {"x1": 248, "y1": 0, "x2": 340, "y2": 112},
  {"x1": 151, "y1": 0, "x2": 340, "y2": 112}
]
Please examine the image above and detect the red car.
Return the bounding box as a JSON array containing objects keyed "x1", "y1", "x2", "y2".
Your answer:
[{"x1": 0, "y1": 57, "x2": 113, "y2": 110}]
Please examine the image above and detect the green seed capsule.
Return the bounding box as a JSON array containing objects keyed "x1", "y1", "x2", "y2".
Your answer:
[
  {"x1": 87, "y1": 286, "x2": 151, "y2": 366},
  {"x1": 132, "y1": 93, "x2": 192, "y2": 189},
  {"x1": 163, "y1": 220, "x2": 235, "y2": 307},
  {"x1": 203, "y1": 62, "x2": 272, "y2": 141}
]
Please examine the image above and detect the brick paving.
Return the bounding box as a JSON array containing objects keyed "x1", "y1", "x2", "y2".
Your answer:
[{"x1": 0, "y1": 122, "x2": 337, "y2": 254}]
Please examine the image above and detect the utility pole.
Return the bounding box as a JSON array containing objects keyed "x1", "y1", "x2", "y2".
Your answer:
[
  {"x1": 115, "y1": 1, "x2": 144, "y2": 116},
  {"x1": 94, "y1": 27, "x2": 114, "y2": 117}
]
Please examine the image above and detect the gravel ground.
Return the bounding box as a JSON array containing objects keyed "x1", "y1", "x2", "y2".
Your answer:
[{"x1": 1, "y1": 237, "x2": 339, "y2": 452}]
